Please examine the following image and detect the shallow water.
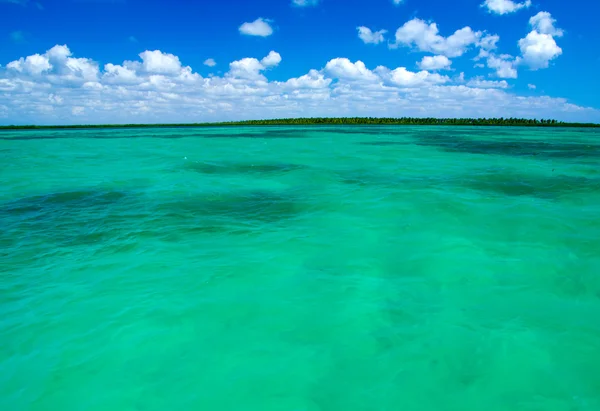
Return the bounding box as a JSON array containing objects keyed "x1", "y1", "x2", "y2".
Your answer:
[{"x1": 1, "y1": 125, "x2": 600, "y2": 410}]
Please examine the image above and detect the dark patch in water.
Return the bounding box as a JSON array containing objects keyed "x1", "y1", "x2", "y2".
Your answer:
[
  {"x1": 1, "y1": 187, "x2": 305, "y2": 253},
  {"x1": 0, "y1": 190, "x2": 128, "y2": 217},
  {"x1": 357, "y1": 141, "x2": 412, "y2": 146},
  {"x1": 184, "y1": 161, "x2": 307, "y2": 175},
  {"x1": 462, "y1": 171, "x2": 600, "y2": 199},
  {"x1": 412, "y1": 133, "x2": 600, "y2": 160},
  {"x1": 0, "y1": 189, "x2": 136, "y2": 252},
  {"x1": 159, "y1": 189, "x2": 306, "y2": 224}
]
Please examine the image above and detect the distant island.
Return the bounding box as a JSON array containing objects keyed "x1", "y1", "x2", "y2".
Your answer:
[{"x1": 1, "y1": 117, "x2": 599, "y2": 130}]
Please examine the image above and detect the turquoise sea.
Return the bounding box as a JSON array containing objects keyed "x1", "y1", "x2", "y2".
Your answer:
[{"x1": 1, "y1": 125, "x2": 600, "y2": 410}]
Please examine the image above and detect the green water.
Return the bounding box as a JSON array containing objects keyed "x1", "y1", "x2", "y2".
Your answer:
[{"x1": 1, "y1": 125, "x2": 600, "y2": 410}]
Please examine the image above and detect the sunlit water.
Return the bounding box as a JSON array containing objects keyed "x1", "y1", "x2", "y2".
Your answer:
[{"x1": 1, "y1": 125, "x2": 600, "y2": 411}]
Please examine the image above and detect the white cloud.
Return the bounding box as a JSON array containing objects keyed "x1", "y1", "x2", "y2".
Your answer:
[
  {"x1": 203, "y1": 58, "x2": 217, "y2": 67},
  {"x1": 279, "y1": 69, "x2": 331, "y2": 89},
  {"x1": 518, "y1": 12, "x2": 563, "y2": 70},
  {"x1": 475, "y1": 33, "x2": 500, "y2": 60},
  {"x1": 466, "y1": 77, "x2": 509, "y2": 89},
  {"x1": 392, "y1": 0, "x2": 405, "y2": 4},
  {"x1": 324, "y1": 58, "x2": 379, "y2": 82},
  {"x1": 377, "y1": 66, "x2": 450, "y2": 87},
  {"x1": 528, "y1": 84, "x2": 536, "y2": 90},
  {"x1": 417, "y1": 55, "x2": 452, "y2": 71},
  {"x1": 138, "y1": 50, "x2": 183, "y2": 75},
  {"x1": 6, "y1": 44, "x2": 99, "y2": 83},
  {"x1": 103, "y1": 63, "x2": 139, "y2": 84},
  {"x1": 292, "y1": 0, "x2": 318, "y2": 6},
  {"x1": 481, "y1": 0, "x2": 531, "y2": 15},
  {"x1": 227, "y1": 51, "x2": 281, "y2": 81},
  {"x1": 261, "y1": 51, "x2": 282, "y2": 67},
  {"x1": 392, "y1": 18, "x2": 482, "y2": 57},
  {"x1": 357, "y1": 26, "x2": 387, "y2": 45},
  {"x1": 529, "y1": 11, "x2": 564, "y2": 37},
  {"x1": 239, "y1": 18, "x2": 274, "y2": 37},
  {"x1": 48, "y1": 93, "x2": 63, "y2": 104},
  {"x1": 1, "y1": 44, "x2": 597, "y2": 125},
  {"x1": 7, "y1": 53, "x2": 52, "y2": 75},
  {"x1": 487, "y1": 54, "x2": 518, "y2": 78},
  {"x1": 72, "y1": 106, "x2": 85, "y2": 116},
  {"x1": 518, "y1": 31, "x2": 562, "y2": 70}
]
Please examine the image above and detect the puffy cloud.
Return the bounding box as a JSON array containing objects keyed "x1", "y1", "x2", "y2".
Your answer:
[
  {"x1": 393, "y1": 0, "x2": 404, "y2": 4},
  {"x1": 528, "y1": 84, "x2": 536, "y2": 90},
  {"x1": 377, "y1": 66, "x2": 450, "y2": 87},
  {"x1": 466, "y1": 77, "x2": 509, "y2": 89},
  {"x1": 227, "y1": 51, "x2": 281, "y2": 80},
  {"x1": 487, "y1": 54, "x2": 518, "y2": 78},
  {"x1": 103, "y1": 63, "x2": 139, "y2": 84},
  {"x1": 203, "y1": 58, "x2": 217, "y2": 67},
  {"x1": 417, "y1": 55, "x2": 452, "y2": 71},
  {"x1": 292, "y1": 0, "x2": 318, "y2": 6},
  {"x1": 529, "y1": 11, "x2": 564, "y2": 37},
  {"x1": 476, "y1": 33, "x2": 500, "y2": 59},
  {"x1": 392, "y1": 18, "x2": 482, "y2": 57},
  {"x1": 357, "y1": 26, "x2": 387, "y2": 45},
  {"x1": 481, "y1": 0, "x2": 531, "y2": 15},
  {"x1": 1, "y1": 44, "x2": 597, "y2": 125},
  {"x1": 324, "y1": 58, "x2": 379, "y2": 82},
  {"x1": 518, "y1": 31, "x2": 562, "y2": 70},
  {"x1": 6, "y1": 44, "x2": 99, "y2": 83},
  {"x1": 7, "y1": 53, "x2": 52, "y2": 75},
  {"x1": 279, "y1": 69, "x2": 331, "y2": 90},
  {"x1": 518, "y1": 12, "x2": 563, "y2": 70},
  {"x1": 239, "y1": 18, "x2": 273, "y2": 37},
  {"x1": 261, "y1": 51, "x2": 282, "y2": 67},
  {"x1": 138, "y1": 50, "x2": 182, "y2": 75}
]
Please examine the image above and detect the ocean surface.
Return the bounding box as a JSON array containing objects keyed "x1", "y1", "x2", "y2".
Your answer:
[{"x1": 1, "y1": 125, "x2": 600, "y2": 410}]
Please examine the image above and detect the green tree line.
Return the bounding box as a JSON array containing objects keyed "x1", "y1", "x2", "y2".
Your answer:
[{"x1": 1, "y1": 117, "x2": 599, "y2": 130}]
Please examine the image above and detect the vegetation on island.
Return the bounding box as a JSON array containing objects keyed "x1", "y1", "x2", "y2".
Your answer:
[{"x1": 1, "y1": 117, "x2": 599, "y2": 130}]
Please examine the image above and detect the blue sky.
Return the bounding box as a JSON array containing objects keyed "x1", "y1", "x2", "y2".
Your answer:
[{"x1": 1, "y1": 0, "x2": 599, "y2": 124}]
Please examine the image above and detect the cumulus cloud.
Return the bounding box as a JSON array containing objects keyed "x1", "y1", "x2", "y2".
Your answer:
[
  {"x1": 417, "y1": 55, "x2": 452, "y2": 71},
  {"x1": 203, "y1": 58, "x2": 216, "y2": 67},
  {"x1": 102, "y1": 63, "x2": 139, "y2": 84},
  {"x1": 518, "y1": 31, "x2": 562, "y2": 69},
  {"x1": 529, "y1": 11, "x2": 564, "y2": 37},
  {"x1": 138, "y1": 50, "x2": 183, "y2": 75},
  {"x1": 377, "y1": 66, "x2": 450, "y2": 87},
  {"x1": 291, "y1": 0, "x2": 318, "y2": 6},
  {"x1": 486, "y1": 54, "x2": 518, "y2": 78},
  {"x1": 6, "y1": 44, "x2": 99, "y2": 83},
  {"x1": 528, "y1": 84, "x2": 536, "y2": 90},
  {"x1": 227, "y1": 51, "x2": 282, "y2": 81},
  {"x1": 1, "y1": 44, "x2": 597, "y2": 125},
  {"x1": 518, "y1": 12, "x2": 563, "y2": 70},
  {"x1": 357, "y1": 27, "x2": 387, "y2": 44},
  {"x1": 481, "y1": 0, "x2": 531, "y2": 15},
  {"x1": 392, "y1": 18, "x2": 483, "y2": 57},
  {"x1": 392, "y1": 0, "x2": 405, "y2": 4},
  {"x1": 261, "y1": 51, "x2": 282, "y2": 67},
  {"x1": 466, "y1": 77, "x2": 509, "y2": 89},
  {"x1": 239, "y1": 18, "x2": 274, "y2": 37}
]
